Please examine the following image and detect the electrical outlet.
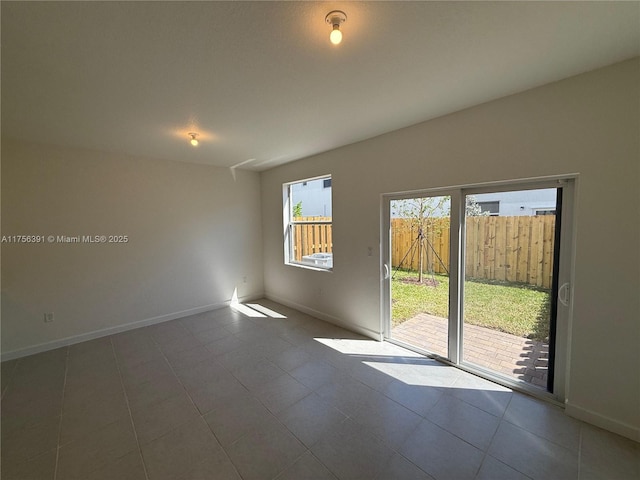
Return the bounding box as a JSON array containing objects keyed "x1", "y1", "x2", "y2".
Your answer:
[{"x1": 44, "y1": 313, "x2": 55, "y2": 323}]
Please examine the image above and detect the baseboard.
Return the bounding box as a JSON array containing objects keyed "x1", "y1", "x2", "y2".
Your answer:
[
  {"x1": 1, "y1": 294, "x2": 260, "y2": 362},
  {"x1": 264, "y1": 293, "x2": 382, "y2": 341},
  {"x1": 565, "y1": 401, "x2": 640, "y2": 443}
]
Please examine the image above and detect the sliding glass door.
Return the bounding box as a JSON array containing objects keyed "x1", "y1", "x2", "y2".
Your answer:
[
  {"x1": 388, "y1": 195, "x2": 452, "y2": 359},
  {"x1": 382, "y1": 178, "x2": 574, "y2": 398}
]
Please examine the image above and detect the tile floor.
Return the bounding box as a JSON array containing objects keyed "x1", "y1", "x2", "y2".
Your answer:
[{"x1": 1, "y1": 299, "x2": 638, "y2": 480}]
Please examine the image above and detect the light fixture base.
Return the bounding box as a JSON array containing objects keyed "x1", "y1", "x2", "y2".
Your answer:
[{"x1": 325, "y1": 10, "x2": 347, "y2": 26}]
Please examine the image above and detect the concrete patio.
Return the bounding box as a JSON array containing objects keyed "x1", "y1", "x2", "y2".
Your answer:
[{"x1": 392, "y1": 313, "x2": 549, "y2": 388}]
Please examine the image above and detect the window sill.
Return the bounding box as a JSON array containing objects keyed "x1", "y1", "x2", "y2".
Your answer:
[{"x1": 285, "y1": 261, "x2": 333, "y2": 273}]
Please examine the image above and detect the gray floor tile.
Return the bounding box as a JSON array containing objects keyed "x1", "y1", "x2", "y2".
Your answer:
[
  {"x1": 1, "y1": 415, "x2": 60, "y2": 466},
  {"x1": 373, "y1": 453, "x2": 435, "y2": 480},
  {"x1": 448, "y1": 374, "x2": 513, "y2": 417},
  {"x1": 176, "y1": 449, "x2": 241, "y2": 480},
  {"x1": 311, "y1": 418, "x2": 395, "y2": 480},
  {"x1": 253, "y1": 373, "x2": 312, "y2": 414},
  {"x1": 232, "y1": 358, "x2": 286, "y2": 391},
  {"x1": 204, "y1": 390, "x2": 278, "y2": 446},
  {"x1": 142, "y1": 417, "x2": 223, "y2": 480},
  {"x1": 156, "y1": 333, "x2": 202, "y2": 356},
  {"x1": 205, "y1": 334, "x2": 250, "y2": 356},
  {"x1": 271, "y1": 345, "x2": 314, "y2": 372},
  {"x1": 62, "y1": 373, "x2": 124, "y2": 412},
  {"x1": 350, "y1": 392, "x2": 423, "y2": 449},
  {"x1": 277, "y1": 393, "x2": 348, "y2": 448},
  {"x1": 180, "y1": 312, "x2": 228, "y2": 334},
  {"x1": 84, "y1": 451, "x2": 147, "y2": 480},
  {"x1": 188, "y1": 375, "x2": 249, "y2": 415},
  {"x1": 1, "y1": 392, "x2": 64, "y2": 434},
  {"x1": 475, "y1": 455, "x2": 531, "y2": 480},
  {"x1": 215, "y1": 345, "x2": 266, "y2": 372},
  {"x1": 275, "y1": 451, "x2": 338, "y2": 480},
  {"x1": 579, "y1": 424, "x2": 640, "y2": 480},
  {"x1": 400, "y1": 419, "x2": 485, "y2": 480},
  {"x1": 114, "y1": 342, "x2": 165, "y2": 368},
  {"x1": 278, "y1": 326, "x2": 316, "y2": 346},
  {"x1": 248, "y1": 335, "x2": 296, "y2": 359},
  {"x1": 314, "y1": 378, "x2": 380, "y2": 417},
  {"x1": 0, "y1": 448, "x2": 57, "y2": 480},
  {"x1": 3, "y1": 367, "x2": 66, "y2": 407},
  {"x1": 59, "y1": 389, "x2": 130, "y2": 444},
  {"x1": 119, "y1": 357, "x2": 175, "y2": 386},
  {"x1": 290, "y1": 359, "x2": 349, "y2": 391},
  {"x1": 382, "y1": 379, "x2": 443, "y2": 417},
  {"x1": 173, "y1": 357, "x2": 233, "y2": 391},
  {"x1": 226, "y1": 420, "x2": 306, "y2": 480},
  {"x1": 348, "y1": 360, "x2": 394, "y2": 391},
  {"x1": 1, "y1": 359, "x2": 19, "y2": 393},
  {"x1": 488, "y1": 421, "x2": 578, "y2": 480},
  {"x1": 124, "y1": 373, "x2": 186, "y2": 412},
  {"x1": 426, "y1": 394, "x2": 500, "y2": 450},
  {"x1": 57, "y1": 418, "x2": 138, "y2": 480},
  {"x1": 503, "y1": 393, "x2": 581, "y2": 452},
  {"x1": 131, "y1": 391, "x2": 200, "y2": 445},
  {"x1": 190, "y1": 325, "x2": 233, "y2": 344}
]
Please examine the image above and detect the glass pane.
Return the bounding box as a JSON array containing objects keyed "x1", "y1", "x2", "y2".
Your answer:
[
  {"x1": 290, "y1": 222, "x2": 333, "y2": 268},
  {"x1": 390, "y1": 195, "x2": 451, "y2": 359},
  {"x1": 463, "y1": 189, "x2": 556, "y2": 389},
  {"x1": 289, "y1": 178, "x2": 332, "y2": 268}
]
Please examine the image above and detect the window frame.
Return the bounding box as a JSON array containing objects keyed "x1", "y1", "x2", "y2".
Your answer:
[{"x1": 283, "y1": 174, "x2": 333, "y2": 272}]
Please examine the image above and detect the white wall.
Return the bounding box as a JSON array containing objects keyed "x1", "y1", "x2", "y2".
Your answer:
[
  {"x1": 1, "y1": 140, "x2": 264, "y2": 357},
  {"x1": 261, "y1": 59, "x2": 640, "y2": 440}
]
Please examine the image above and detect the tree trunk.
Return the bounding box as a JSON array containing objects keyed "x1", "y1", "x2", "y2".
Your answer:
[{"x1": 418, "y1": 227, "x2": 424, "y2": 283}]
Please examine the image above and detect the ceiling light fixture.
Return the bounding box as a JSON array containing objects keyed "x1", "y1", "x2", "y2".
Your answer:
[
  {"x1": 188, "y1": 132, "x2": 199, "y2": 147},
  {"x1": 325, "y1": 10, "x2": 347, "y2": 45}
]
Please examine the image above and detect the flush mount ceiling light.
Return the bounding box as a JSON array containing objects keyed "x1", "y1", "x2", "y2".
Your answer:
[
  {"x1": 325, "y1": 10, "x2": 347, "y2": 45},
  {"x1": 188, "y1": 132, "x2": 199, "y2": 147}
]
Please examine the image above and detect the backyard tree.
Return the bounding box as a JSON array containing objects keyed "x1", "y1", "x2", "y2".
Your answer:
[
  {"x1": 392, "y1": 196, "x2": 450, "y2": 283},
  {"x1": 293, "y1": 201, "x2": 303, "y2": 218},
  {"x1": 392, "y1": 195, "x2": 487, "y2": 283}
]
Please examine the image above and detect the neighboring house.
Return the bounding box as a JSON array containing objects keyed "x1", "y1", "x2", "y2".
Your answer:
[
  {"x1": 291, "y1": 178, "x2": 332, "y2": 217},
  {"x1": 474, "y1": 189, "x2": 557, "y2": 216},
  {"x1": 390, "y1": 188, "x2": 557, "y2": 219}
]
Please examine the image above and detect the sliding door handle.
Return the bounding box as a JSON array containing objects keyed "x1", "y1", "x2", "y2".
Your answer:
[
  {"x1": 558, "y1": 282, "x2": 570, "y2": 307},
  {"x1": 383, "y1": 264, "x2": 390, "y2": 280}
]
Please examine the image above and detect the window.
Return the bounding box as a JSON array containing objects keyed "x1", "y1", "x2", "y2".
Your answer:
[
  {"x1": 284, "y1": 176, "x2": 333, "y2": 270},
  {"x1": 535, "y1": 209, "x2": 556, "y2": 216},
  {"x1": 477, "y1": 201, "x2": 500, "y2": 216}
]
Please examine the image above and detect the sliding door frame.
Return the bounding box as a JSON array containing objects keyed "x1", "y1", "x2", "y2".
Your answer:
[{"x1": 381, "y1": 175, "x2": 577, "y2": 404}]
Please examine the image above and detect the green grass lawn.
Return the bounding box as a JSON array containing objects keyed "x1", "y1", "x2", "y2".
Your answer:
[{"x1": 392, "y1": 271, "x2": 551, "y2": 341}]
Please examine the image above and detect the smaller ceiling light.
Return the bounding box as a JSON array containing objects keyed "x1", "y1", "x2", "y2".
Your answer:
[
  {"x1": 325, "y1": 10, "x2": 347, "y2": 45},
  {"x1": 188, "y1": 132, "x2": 199, "y2": 147}
]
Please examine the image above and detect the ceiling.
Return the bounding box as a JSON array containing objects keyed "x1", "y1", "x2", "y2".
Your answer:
[{"x1": 2, "y1": 2, "x2": 638, "y2": 171}]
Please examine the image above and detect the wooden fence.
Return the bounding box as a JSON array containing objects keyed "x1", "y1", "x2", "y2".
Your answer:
[
  {"x1": 292, "y1": 215, "x2": 556, "y2": 288},
  {"x1": 392, "y1": 216, "x2": 556, "y2": 289},
  {"x1": 292, "y1": 217, "x2": 332, "y2": 261}
]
